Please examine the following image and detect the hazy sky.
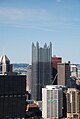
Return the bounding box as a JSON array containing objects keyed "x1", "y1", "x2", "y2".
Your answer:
[{"x1": 0, "y1": 0, "x2": 80, "y2": 64}]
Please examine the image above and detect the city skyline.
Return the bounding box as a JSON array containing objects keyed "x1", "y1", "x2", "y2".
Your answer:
[{"x1": 0, "y1": 0, "x2": 80, "y2": 64}]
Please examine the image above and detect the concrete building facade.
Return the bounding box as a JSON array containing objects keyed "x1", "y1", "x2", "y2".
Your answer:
[
  {"x1": 66, "y1": 88, "x2": 80, "y2": 119},
  {"x1": 26, "y1": 65, "x2": 32, "y2": 93},
  {"x1": 0, "y1": 55, "x2": 12, "y2": 74},
  {"x1": 70, "y1": 64, "x2": 78, "y2": 78},
  {"x1": 57, "y1": 62, "x2": 70, "y2": 86},
  {"x1": 42, "y1": 85, "x2": 64, "y2": 119}
]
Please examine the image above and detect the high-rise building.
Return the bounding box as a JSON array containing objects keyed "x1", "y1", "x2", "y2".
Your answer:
[
  {"x1": 26, "y1": 65, "x2": 32, "y2": 93},
  {"x1": 42, "y1": 85, "x2": 65, "y2": 119},
  {"x1": 66, "y1": 88, "x2": 80, "y2": 119},
  {"x1": 0, "y1": 74, "x2": 26, "y2": 118},
  {"x1": 0, "y1": 55, "x2": 12, "y2": 74},
  {"x1": 77, "y1": 65, "x2": 80, "y2": 79},
  {"x1": 32, "y1": 42, "x2": 52, "y2": 101},
  {"x1": 0, "y1": 55, "x2": 26, "y2": 118},
  {"x1": 70, "y1": 64, "x2": 78, "y2": 78},
  {"x1": 57, "y1": 62, "x2": 70, "y2": 86},
  {"x1": 52, "y1": 56, "x2": 62, "y2": 85}
]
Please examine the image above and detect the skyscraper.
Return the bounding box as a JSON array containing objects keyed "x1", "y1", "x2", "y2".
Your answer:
[
  {"x1": 70, "y1": 64, "x2": 78, "y2": 78},
  {"x1": 0, "y1": 55, "x2": 12, "y2": 74},
  {"x1": 42, "y1": 85, "x2": 65, "y2": 119},
  {"x1": 26, "y1": 65, "x2": 32, "y2": 93},
  {"x1": 57, "y1": 62, "x2": 70, "y2": 86},
  {"x1": 0, "y1": 55, "x2": 26, "y2": 118},
  {"x1": 52, "y1": 56, "x2": 62, "y2": 85},
  {"x1": 32, "y1": 42, "x2": 52, "y2": 101},
  {"x1": 66, "y1": 88, "x2": 80, "y2": 119},
  {"x1": 0, "y1": 74, "x2": 26, "y2": 118}
]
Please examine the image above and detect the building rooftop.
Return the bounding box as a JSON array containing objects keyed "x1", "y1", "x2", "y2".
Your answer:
[
  {"x1": 0, "y1": 55, "x2": 10, "y2": 64},
  {"x1": 45, "y1": 85, "x2": 66, "y2": 89}
]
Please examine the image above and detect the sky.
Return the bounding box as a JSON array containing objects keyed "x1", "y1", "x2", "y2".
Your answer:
[{"x1": 0, "y1": 0, "x2": 80, "y2": 64}]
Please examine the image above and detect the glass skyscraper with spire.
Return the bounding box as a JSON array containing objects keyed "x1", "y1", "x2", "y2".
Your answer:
[{"x1": 32, "y1": 42, "x2": 52, "y2": 101}]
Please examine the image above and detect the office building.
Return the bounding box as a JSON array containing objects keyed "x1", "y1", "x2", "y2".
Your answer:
[
  {"x1": 42, "y1": 85, "x2": 65, "y2": 119},
  {"x1": 57, "y1": 62, "x2": 70, "y2": 86},
  {"x1": 77, "y1": 65, "x2": 80, "y2": 79},
  {"x1": 52, "y1": 56, "x2": 62, "y2": 84},
  {"x1": 0, "y1": 55, "x2": 12, "y2": 74},
  {"x1": 26, "y1": 100, "x2": 42, "y2": 118},
  {"x1": 67, "y1": 77, "x2": 77, "y2": 88},
  {"x1": 0, "y1": 74, "x2": 26, "y2": 118},
  {"x1": 66, "y1": 88, "x2": 80, "y2": 119},
  {"x1": 70, "y1": 64, "x2": 78, "y2": 78},
  {"x1": 32, "y1": 42, "x2": 52, "y2": 101},
  {"x1": 26, "y1": 65, "x2": 32, "y2": 93}
]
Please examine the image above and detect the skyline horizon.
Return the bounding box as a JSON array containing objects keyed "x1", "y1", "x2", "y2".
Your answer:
[
  {"x1": 0, "y1": 0, "x2": 80, "y2": 64},
  {"x1": 0, "y1": 41, "x2": 80, "y2": 64}
]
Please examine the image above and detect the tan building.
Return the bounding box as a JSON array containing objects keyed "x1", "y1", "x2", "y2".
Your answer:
[
  {"x1": 57, "y1": 62, "x2": 70, "y2": 86},
  {"x1": 0, "y1": 55, "x2": 12, "y2": 74},
  {"x1": 26, "y1": 65, "x2": 32, "y2": 93},
  {"x1": 66, "y1": 88, "x2": 80, "y2": 119}
]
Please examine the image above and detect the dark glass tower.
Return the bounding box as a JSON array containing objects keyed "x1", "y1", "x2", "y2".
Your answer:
[
  {"x1": 0, "y1": 74, "x2": 26, "y2": 118},
  {"x1": 32, "y1": 42, "x2": 52, "y2": 101}
]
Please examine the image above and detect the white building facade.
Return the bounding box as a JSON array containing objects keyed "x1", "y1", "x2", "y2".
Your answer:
[
  {"x1": 70, "y1": 64, "x2": 78, "y2": 78},
  {"x1": 26, "y1": 66, "x2": 32, "y2": 93},
  {"x1": 42, "y1": 85, "x2": 64, "y2": 119}
]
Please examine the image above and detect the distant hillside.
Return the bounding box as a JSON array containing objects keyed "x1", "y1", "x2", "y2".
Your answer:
[
  {"x1": 12, "y1": 63, "x2": 29, "y2": 74},
  {"x1": 13, "y1": 63, "x2": 29, "y2": 69}
]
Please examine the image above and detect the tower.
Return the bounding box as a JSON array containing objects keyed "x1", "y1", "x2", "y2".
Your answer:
[
  {"x1": 42, "y1": 85, "x2": 65, "y2": 119},
  {"x1": 26, "y1": 65, "x2": 32, "y2": 93},
  {"x1": 57, "y1": 62, "x2": 70, "y2": 86},
  {"x1": 0, "y1": 55, "x2": 12, "y2": 74},
  {"x1": 66, "y1": 88, "x2": 80, "y2": 119},
  {"x1": 32, "y1": 42, "x2": 52, "y2": 101},
  {"x1": 0, "y1": 55, "x2": 26, "y2": 118},
  {"x1": 52, "y1": 56, "x2": 62, "y2": 85}
]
